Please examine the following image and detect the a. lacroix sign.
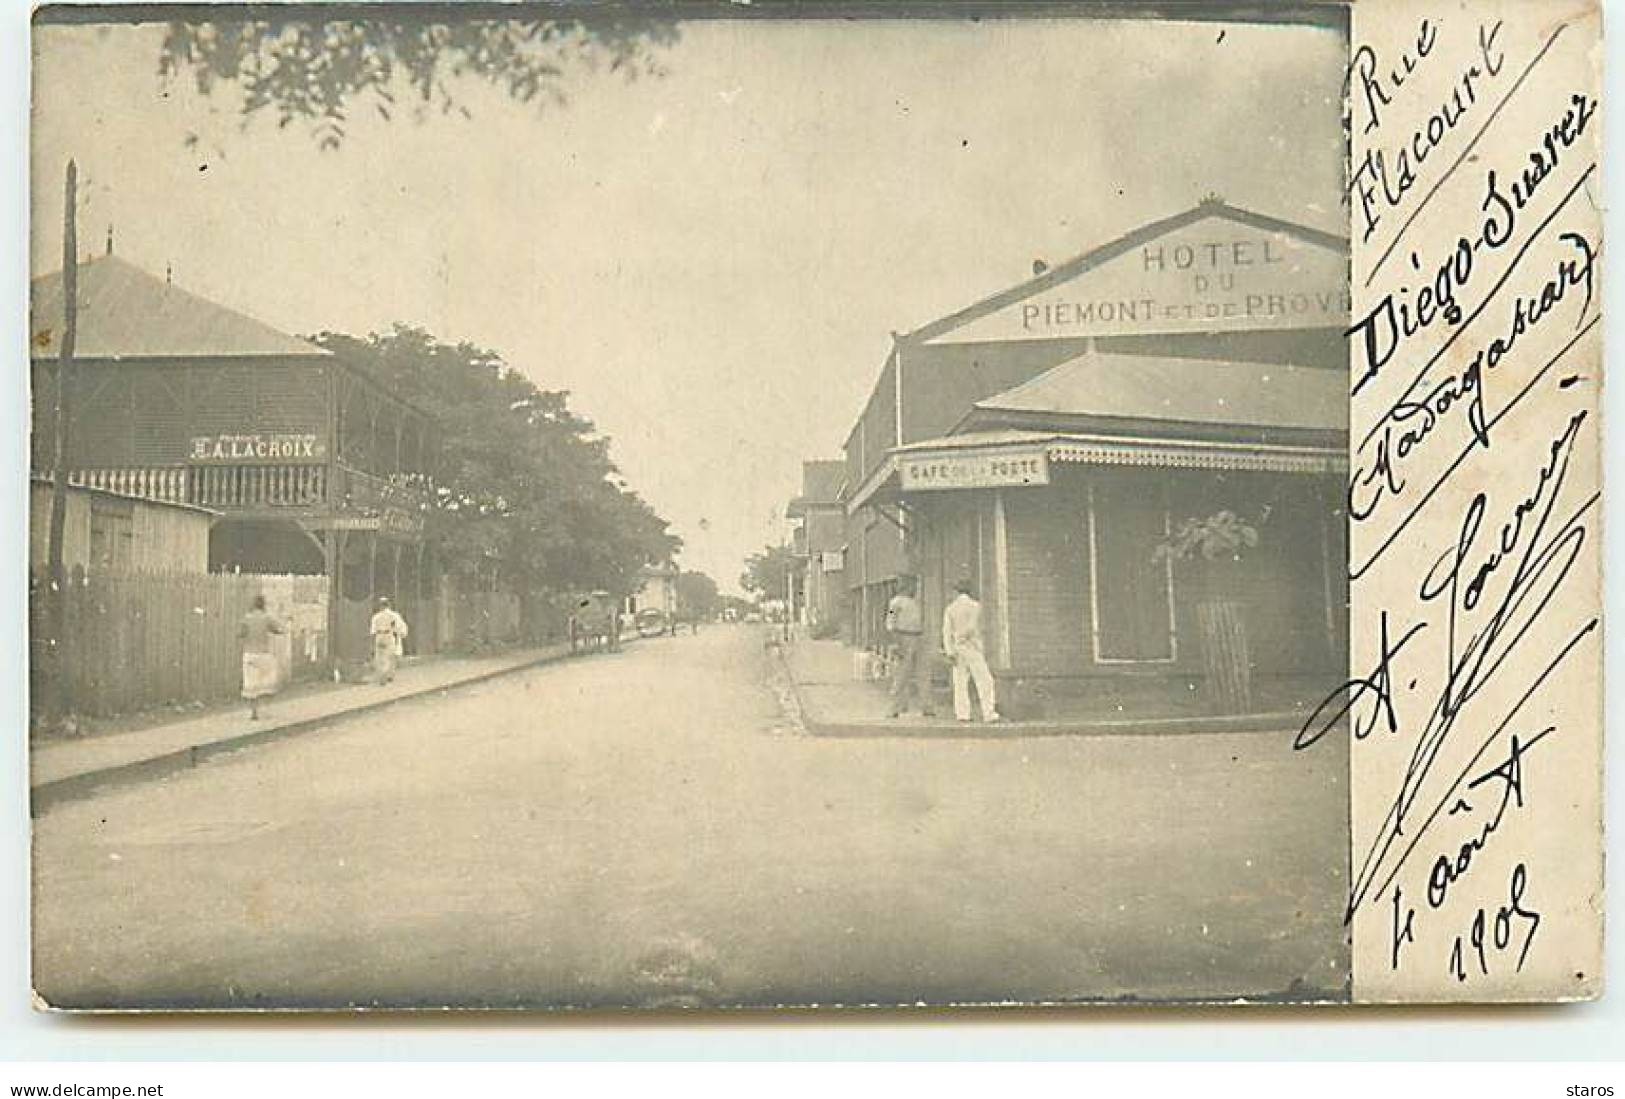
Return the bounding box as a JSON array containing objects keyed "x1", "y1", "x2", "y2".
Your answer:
[{"x1": 189, "y1": 433, "x2": 326, "y2": 463}]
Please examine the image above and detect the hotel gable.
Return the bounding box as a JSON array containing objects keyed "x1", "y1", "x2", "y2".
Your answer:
[{"x1": 836, "y1": 198, "x2": 1350, "y2": 716}]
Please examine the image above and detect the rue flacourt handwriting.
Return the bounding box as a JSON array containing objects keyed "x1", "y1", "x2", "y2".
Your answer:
[{"x1": 1348, "y1": 17, "x2": 1506, "y2": 244}]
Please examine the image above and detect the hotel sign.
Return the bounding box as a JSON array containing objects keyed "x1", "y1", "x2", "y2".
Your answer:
[
  {"x1": 926, "y1": 221, "x2": 1349, "y2": 344},
  {"x1": 190, "y1": 432, "x2": 326, "y2": 463},
  {"x1": 899, "y1": 448, "x2": 1050, "y2": 491}
]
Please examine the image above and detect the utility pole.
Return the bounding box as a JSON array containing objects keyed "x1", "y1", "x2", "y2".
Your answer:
[
  {"x1": 782, "y1": 541, "x2": 793, "y2": 644},
  {"x1": 44, "y1": 159, "x2": 78, "y2": 727}
]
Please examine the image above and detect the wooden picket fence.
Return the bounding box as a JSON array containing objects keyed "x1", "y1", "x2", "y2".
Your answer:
[
  {"x1": 31, "y1": 569, "x2": 330, "y2": 719},
  {"x1": 30, "y1": 568, "x2": 580, "y2": 720}
]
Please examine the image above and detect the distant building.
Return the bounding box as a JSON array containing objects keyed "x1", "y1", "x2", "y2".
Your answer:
[
  {"x1": 839, "y1": 198, "x2": 1348, "y2": 713},
  {"x1": 786, "y1": 459, "x2": 847, "y2": 636},
  {"x1": 29, "y1": 252, "x2": 442, "y2": 660},
  {"x1": 625, "y1": 563, "x2": 679, "y2": 624},
  {"x1": 28, "y1": 476, "x2": 214, "y2": 575}
]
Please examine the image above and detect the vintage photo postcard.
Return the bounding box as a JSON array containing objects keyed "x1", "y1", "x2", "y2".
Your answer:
[{"x1": 23, "y1": 0, "x2": 1600, "y2": 1010}]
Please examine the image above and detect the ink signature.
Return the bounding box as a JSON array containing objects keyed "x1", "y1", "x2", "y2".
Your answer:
[{"x1": 1301, "y1": 409, "x2": 1598, "y2": 927}]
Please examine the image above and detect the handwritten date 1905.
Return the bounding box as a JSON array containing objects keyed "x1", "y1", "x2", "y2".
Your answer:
[{"x1": 1447, "y1": 862, "x2": 1540, "y2": 982}]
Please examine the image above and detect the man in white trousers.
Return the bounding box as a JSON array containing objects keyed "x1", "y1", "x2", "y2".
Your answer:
[{"x1": 942, "y1": 578, "x2": 1001, "y2": 723}]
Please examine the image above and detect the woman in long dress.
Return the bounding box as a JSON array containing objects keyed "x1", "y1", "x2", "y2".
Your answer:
[
  {"x1": 239, "y1": 594, "x2": 286, "y2": 720},
  {"x1": 370, "y1": 596, "x2": 409, "y2": 685}
]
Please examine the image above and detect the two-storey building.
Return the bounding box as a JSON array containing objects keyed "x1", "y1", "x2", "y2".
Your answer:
[
  {"x1": 786, "y1": 459, "x2": 848, "y2": 637},
  {"x1": 29, "y1": 252, "x2": 441, "y2": 661}
]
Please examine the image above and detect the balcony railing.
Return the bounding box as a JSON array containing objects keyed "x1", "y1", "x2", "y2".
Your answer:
[
  {"x1": 63, "y1": 464, "x2": 433, "y2": 523},
  {"x1": 70, "y1": 466, "x2": 191, "y2": 505},
  {"x1": 189, "y1": 464, "x2": 329, "y2": 509}
]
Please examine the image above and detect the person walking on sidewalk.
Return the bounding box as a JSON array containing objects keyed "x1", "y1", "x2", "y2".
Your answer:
[
  {"x1": 942, "y1": 578, "x2": 1001, "y2": 723},
  {"x1": 370, "y1": 597, "x2": 409, "y2": 685},
  {"x1": 886, "y1": 576, "x2": 934, "y2": 718},
  {"x1": 238, "y1": 594, "x2": 286, "y2": 721}
]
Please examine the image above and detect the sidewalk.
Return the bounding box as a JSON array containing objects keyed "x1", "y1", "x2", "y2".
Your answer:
[
  {"x1": 31, "y1": 642, "x2": 574, "y2": 810},
  {"x1": 782, "y1": 637, "x2": 1311, "y2": 738}
]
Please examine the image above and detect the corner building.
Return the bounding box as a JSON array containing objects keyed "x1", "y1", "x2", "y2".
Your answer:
[{"x1": 842, "y1": 199, "x2": 1349, "y2": 716}]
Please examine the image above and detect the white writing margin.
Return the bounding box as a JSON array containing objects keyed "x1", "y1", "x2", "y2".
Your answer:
[{"x1": 1334, "y1": 0, "x2": 1602, "y2": 1002}]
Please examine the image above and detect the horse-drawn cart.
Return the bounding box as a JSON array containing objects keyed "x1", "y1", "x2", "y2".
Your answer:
[{"x1": 568, "y1": 591, "x2": 621, "y2": 653}]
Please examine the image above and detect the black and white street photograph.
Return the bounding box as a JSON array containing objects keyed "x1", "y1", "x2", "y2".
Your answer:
[{"x1": 25, "y1": 3, "x2": 1353, "y2": 1010}]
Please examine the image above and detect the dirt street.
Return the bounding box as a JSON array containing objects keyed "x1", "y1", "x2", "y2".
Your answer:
[{"x1": 32, "y1": 626, "x2": 1349, "y2": 1009}]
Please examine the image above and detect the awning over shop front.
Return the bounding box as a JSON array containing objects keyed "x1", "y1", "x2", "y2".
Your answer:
[{"x1": 847, "y1": 426, "x2": 1346, "y2": 514}]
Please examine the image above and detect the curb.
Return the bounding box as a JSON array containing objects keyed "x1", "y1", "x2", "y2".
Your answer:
[
  {"x1": 801, "y1": 711, "x2": 1310, "y2": 740},
  {"x1": 782, "y1": 642, "x2": 1308, "y2": 740},
  {"x1": 763, "y1": 639, "x2": 810, "y2": 735},
  {"x1": 30, "y1": 645, "x2": 576, "y2": 815}
]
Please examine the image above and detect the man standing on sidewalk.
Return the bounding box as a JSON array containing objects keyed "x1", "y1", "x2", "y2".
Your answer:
[
  {"x1": 943, "y1": 578, "x2": 1000, "y2": 723},
  {"x1": 885, "y1": 575, "x2": 934, "y2": 718},
  {"x1": 370, "y1": 597, "x2": 409, "y2": 685}
]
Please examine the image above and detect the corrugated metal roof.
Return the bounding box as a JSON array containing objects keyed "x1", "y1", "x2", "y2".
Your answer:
[
  {"x1": 30, "y1": 254, "x2": 328, "y2": 360},
  {"x1": 800, "y1": 459, "x2": 846, "y2": 503},
  {"x1": 973, "y1": 349, "x2": 1345, "y2": 434}
]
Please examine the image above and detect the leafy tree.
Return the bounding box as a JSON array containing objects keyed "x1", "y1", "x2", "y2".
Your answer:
[
  {"x1": 315, "y1": 325, "x2": 679, "y2": 596},
  {"x1": 157, "y1": 14, "x2": 680, "y2": 149},
  {"x1": 674, "y1": 570, "x2": 719, "y2": 621},
  {"x1": 740, "y1": 544, "x2": 796, "y2": 601}
]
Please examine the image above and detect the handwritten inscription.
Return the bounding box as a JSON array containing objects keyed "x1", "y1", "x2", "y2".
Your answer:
[
  {"x1": 1349, "y1": 225, "x2": 1596, "y2": 529},
  {"x1": 1426, "y1": 727, "x2": 1549, "y2": 911},
  {"x1": 1314, "y1": 9, "x2": 1600, "y2": 998},
  {"x1": 1446, "y1": 863, "x2": 1540, "y2": 982},
  {"x1": 1348, "y1": 90, "x2": 1594, "y2": 399},
  {"x1": 1349, "y1": 18, "x2": 1505, "y2": 245}
]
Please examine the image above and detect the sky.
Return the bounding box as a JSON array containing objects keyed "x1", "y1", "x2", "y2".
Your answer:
[{"x1": 30, "y1": 15, "x2": 1347, "y2": 593}]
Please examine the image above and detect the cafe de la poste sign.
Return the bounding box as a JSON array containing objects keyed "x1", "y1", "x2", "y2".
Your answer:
[
  {"x1": 900, "y1": 449, "x2": 1051, "y2": 491},
  {"x1": 926, "y1": 219, "x2": 1349, "y2": 344}
]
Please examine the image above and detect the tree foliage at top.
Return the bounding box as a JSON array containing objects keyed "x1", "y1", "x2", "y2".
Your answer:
[
  {"x1": 159, "y1": 14, "x2": 680, "y2": 148},
  {"x1": 674, "y1": 569, "x2": 719, "y2": 620},
  {"x1": 740, "y1": 544, "x2": 796, "y2": 600},
  {"x1": 315, "y1": 325, "x2": 679, "y2": 595}
]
